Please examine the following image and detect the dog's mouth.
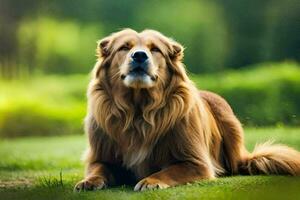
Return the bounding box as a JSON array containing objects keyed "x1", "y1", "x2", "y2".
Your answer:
[
  {"x1": 121, "y1": 66, "x2": 157, "y2": 81},
  {"x1": 121, "y1": 66, "x2": 158, "y2": 88},
  {"x1": 129, "y1": 66, "x2": 148, "y2": 76}
]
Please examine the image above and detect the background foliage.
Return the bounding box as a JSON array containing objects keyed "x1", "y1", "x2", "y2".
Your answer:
[
  {"x1": 0, "y1": 62, "x2": 299, "y2": 137},
  {"x1": 0, "y1": 0, "x2": 299, "y2": 76},
  {"x1": 0, "y1": 0, "x2": 300, "y2": 137}
]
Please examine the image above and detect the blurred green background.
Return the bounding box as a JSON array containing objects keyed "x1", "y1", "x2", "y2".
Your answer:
[{"x1": 0, "y1": 0, "x2": 300, "y2": 137}]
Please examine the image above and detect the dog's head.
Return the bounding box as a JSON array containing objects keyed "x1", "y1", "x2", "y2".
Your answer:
[
  {"x1": 95, "y1": 29, "x2": 186, "y2": 89},
  {"x1": 91, "y1": 29, "x2": 196, "y2": 146}
]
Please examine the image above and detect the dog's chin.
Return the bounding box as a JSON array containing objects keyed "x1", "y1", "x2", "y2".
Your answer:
[{"x1": 122, "y1": 73, "x2": 155, "y2": 89}]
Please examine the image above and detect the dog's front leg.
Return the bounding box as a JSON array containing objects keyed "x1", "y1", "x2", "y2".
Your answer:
[
  {"x1": 134, "y1": 162, "x2": 214, "y2": 191},
  {"x1": 74, "y1": 162, "x2": 114, "y2": 191}
]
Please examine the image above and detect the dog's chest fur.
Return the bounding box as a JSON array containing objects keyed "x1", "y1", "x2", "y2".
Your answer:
[{"x1": 110, "y1": 124, "x2": 173, "y2": 178}]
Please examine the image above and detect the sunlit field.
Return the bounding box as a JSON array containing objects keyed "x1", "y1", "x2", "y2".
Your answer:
[{"x1": 1, "y1": 127, "x2": 300, "y2": 200}]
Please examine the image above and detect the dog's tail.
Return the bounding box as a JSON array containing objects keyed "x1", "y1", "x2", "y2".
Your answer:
[{"x1": 240, "y1": 141, "x2": 300, "y2": 176}]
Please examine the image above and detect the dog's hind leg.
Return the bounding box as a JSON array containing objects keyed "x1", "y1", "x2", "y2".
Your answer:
[{"x1": 200, "y1": 91, "x2": 247, "y2": 174}]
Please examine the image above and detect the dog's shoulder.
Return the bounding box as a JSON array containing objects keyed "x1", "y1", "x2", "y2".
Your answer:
[{"x1": 199, "y1": 90, "x2": 234, "y2": 114}]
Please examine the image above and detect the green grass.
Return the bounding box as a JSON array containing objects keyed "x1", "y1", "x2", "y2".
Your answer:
[{"x1": 1, "y1": 127, "x2": 300, "y2": 200}]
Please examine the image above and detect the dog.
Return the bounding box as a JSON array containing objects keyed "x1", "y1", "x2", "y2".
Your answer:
[{"x1": 74, "y1": 29, "x2": 300, "y2": 192}]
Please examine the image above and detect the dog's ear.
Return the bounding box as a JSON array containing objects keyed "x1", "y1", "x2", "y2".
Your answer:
[
  {"x1": 169, "y1": 40, "x2": 184, "y2": 61},
  {"x1": 166, "y1": 39, "x2": 188, "y2": 81},
  {"x1": 96, "y1": 37, "x2": 112, "y2": 58},
  {"x1": 94, "y1": 36, "x2": 113, "y2": 78}
]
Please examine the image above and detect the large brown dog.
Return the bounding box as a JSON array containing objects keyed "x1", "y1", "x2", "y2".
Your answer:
[{"x1": 74, "y1": 29, "x2": 300, "y2": 192}]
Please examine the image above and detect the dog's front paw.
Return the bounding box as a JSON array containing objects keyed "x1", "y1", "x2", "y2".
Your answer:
[
  {"x1": 74, "y1": 176, "x2": 106, "y2": 192},
  {"x1": 134, "y1": 177, "x2": 170, "y2": 191}
]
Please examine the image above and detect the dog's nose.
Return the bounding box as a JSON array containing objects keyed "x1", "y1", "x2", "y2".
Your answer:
[{"x1": 131, "y1": 51, "x2": 148, "y2": 63}]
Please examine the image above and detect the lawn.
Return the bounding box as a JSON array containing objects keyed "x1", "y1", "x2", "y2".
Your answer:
[{"x1": 1, "y1": 127, "x2": 300, "y2": 200}]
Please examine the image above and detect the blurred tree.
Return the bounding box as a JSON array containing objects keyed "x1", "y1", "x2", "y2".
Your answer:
[
  {"x1": 262, "y1": 0, "x2": 300, "y2": 62},
  {"x1": 218, "y1": 0, "x2": 300, "y2": 68},
  {"x1": 219, "y1": 0, "x2": 270, "y2": 68},
  {"x1": 0, "y1": 0, "x2": 299, "y2": 76},
  {"x1": 132, "y1": 0, "x2": 229, "y2": 73},
  {"x1": 0, "y1": 0, "x2": 40, "y2": 77},
  {"x1": 18, "y1": 17, "x2": 103, "y2": 74}
]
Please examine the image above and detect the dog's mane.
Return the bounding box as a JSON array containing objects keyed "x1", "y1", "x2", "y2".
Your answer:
[
  {"x1": 87, "y1": 51, "x2": 206, "y2": 166},
  {"x1": 85, "y1": 29, "x2": 224, "y2": 169}
]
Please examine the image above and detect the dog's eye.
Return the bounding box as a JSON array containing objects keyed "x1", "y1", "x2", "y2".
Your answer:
[
  {"x1": 150, "y1": 47, "x2": 161, "y2": 53},
  {"x1": 118, "y1": 45, "x2": 131, "y2": 51},
  {"x1": 119, "y1": 46, "x2": 130, "y2": 51}
]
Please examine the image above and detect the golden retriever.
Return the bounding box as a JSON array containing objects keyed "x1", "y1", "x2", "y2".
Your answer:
[{"x1": 74, "y1": 29, "x2": 300, "y2": 192}]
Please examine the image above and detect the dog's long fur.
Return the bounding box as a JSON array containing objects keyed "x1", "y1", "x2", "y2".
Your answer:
[{"x1": 75, "y1": 29, "x2": 300, "y2": 191}]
